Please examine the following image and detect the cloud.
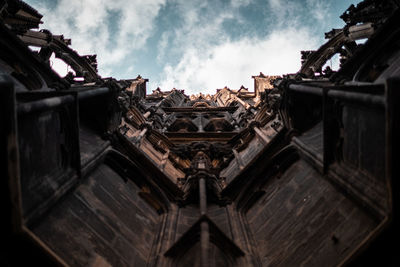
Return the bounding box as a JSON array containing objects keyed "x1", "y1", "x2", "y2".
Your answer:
[
  {"x1": 157, "y1": 27, "x2": 318, "y2": 94},
  {"x1": 231, "y1": 0, "x2": 252, "y2": 8},
  {"x1": 26, "y1": 0, "x2": 337, "y2": 95},
  {"x1": 153, "y1": 0, "x2": 321, "y2": 94},
  {"x1": 156, "y1": 32, "x2": 170, "y2": 63},
  {"x1": 265, "y1": 0, "x2": 332, "y2": 31},
  {"x1": 152, "y1": 0, "x2": 255, "y2": 92},
  {"x1": 31, "y1": 0, "x2": 166, "y2": 76},
  {"x1": 306, "y1": 0, "x2": 332, "y2": 24}
]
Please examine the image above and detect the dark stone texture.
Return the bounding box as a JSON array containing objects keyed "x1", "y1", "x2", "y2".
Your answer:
[{"x1": 32, "y1": 164, "x2": 160, "y2": 266}]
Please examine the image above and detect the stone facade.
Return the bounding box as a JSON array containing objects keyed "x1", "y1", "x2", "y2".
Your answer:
[{"x1": 1, "y1": 0, "x2": 399, "y2": 266}]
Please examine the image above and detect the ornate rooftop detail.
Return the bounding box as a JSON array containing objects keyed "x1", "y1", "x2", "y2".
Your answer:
[{"x1": 1, "y1": 0, "x2": 399, "y2": 266}]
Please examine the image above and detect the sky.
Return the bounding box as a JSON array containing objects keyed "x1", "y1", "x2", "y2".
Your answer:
[{"x1": 25, "y1": 0, "x2": 361, "y2": 95}]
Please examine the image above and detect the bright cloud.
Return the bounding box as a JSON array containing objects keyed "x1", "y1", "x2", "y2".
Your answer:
[
  {"x1": 32, "y1": 0, "x2": 166, "y2": 75},
  {"x1": 153, "y1": 0, "x2": 322, "y2": 94},
  {"x1": 158, "y1": 27, "x2": 318, "y2": 94},
  {"x1": 25, "y1": 0, "x2": 355, "y2": 94}
]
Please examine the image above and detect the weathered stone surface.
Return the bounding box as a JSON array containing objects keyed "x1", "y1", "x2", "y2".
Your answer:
[{"x1": 1, "y1": 0, "x2": 399, "y2": 266}]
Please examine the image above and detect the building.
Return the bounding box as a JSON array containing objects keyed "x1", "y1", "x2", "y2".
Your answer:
[{"x1": 1, "y1": 0, "x2": 399, "y2": 266}]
